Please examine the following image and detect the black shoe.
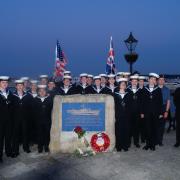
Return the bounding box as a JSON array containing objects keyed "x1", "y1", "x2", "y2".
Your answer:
[
  {"x1": 6, "y1": 152, "x2": 12, "y2": 157},
  {"x1": 25, "y1": 149, "x2": 31, "y2": 153},
  {"x1": 143, "y1": 145, "x2": 149, "y2": 150},
  {"x1": 38, "y1": 149, "x2": 43, "y2": 153},
  {"x1": 150, "y1": 146, "x2": 156, "y2": 151},
  {"x1": 0, "y1": 157, "x2": 3, "y2": 163},
  {"x1": 11, "y1": 152, "x2": 19, "y2": 158},
  {"x1": 116, "y1": 147, "x2": 122, "y2": 152},
  {"x1": 45, "y1": 147, "x2": 49, "y2": 153},
  {"x1": 167, "y1": 128, "x2": 170, "y2": 133},
  {"x1": 135, "y1": 144, "x2": 141, "y2": 148},
  {"x1": 123, "y1": 148, "x2": 128, "y2": 152},
  {"x1": 174, "y1": 143, "x2": 180, "y2": 147},
  {"x1": 159, "y1": 143, "x2": 164, "y2": 147},
  {"x1": 141, "y1": 140, "x2": 145, "y2": 144}
]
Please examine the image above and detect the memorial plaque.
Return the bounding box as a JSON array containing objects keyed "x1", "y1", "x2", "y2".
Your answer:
[
  {"x1": 49, "y1": 94, "x2": 115, "y2": 153},
  {"x1": 62, "y1": 102, "x2": 105, "y2": 131}
]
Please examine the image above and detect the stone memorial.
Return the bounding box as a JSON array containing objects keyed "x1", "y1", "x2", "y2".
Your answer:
[{"x1": 49, "y1": 94, "x2": 115, "y2": 153}]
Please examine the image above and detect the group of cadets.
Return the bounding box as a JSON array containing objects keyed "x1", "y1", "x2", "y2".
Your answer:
[{"x1": 0, "y1": 70, "x2": 179, "y2": 163}]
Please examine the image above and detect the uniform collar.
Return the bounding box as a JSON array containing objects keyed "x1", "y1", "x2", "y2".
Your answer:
[
  {"x1": 115, "y1": 91, "x2": 128, "y2": 99},
  {"x1": 145, "y1": 85, "x2": 159, "y2": 92},
  {"x1": 13, "y1": 91, "x2": 27, "y2": 99}
]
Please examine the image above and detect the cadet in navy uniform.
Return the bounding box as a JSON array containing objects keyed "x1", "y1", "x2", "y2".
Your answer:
[
  {"x1": 106, "y1": 74, "x2": 118, "y2": 95},
  {"x1": 47, "y1": 78, "x2": 56, "y2": 95},
  {"x1": 114, "y1": 78, "x2": 132, "y2": 152},
  {"x1": 39, "y1": 75, "x2": 48, "y2": 85},
  {"x1": 138, "y1": 76, "x2": 147, "y2": 143},
  {"x1": 34, "y1": 85, "x2": 53, "y2": 153},
  {"x1": 86, "y1": 76, "x2": 108, "y2": 94},
  {"x1": 76, "y1": 73, "x2": 90, "y2": 94},
  {"x1": 157, "y1": 75, "x2": 170, "y2": 146},
  {"x1": 20, "y1": 77, "x2": 30, "y2": 92},
  {"x1": 28, "y1": 80, "x2": 38, "y2": 144},
  {"x1": 0, "y1": 76, "x2": 13, "y2": 163},
  {"x1": 141, "y1": 73, "x2": 163, "y2": 151},
  {"x1": 11, "y1": 80, "x2": 33, "y2": 157},
  {"x1": 99, "y1": 74, "x2": 108, "y2": 88},
  {"x1": 173, "y1": 87, "x2": 180, "y2": 147},
  {"x1": 55, "y1": 75, "x2": 76, "y2": 96},
  {"x1": 28, "y1": 80, "x2": 38, "y2": 98},
  {"x1": 127, "y1": 75, "x2": 142, "y2": 148},
  {"x1": 87, "y1": 74, "x2": 94, "y2": 86}
]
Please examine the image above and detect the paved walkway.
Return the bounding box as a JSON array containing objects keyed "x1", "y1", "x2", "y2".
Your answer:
[{"x1": 0, "y1": 130, "x2": 179, "y2": 180}]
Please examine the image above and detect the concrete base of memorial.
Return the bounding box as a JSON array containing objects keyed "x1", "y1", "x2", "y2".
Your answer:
[{"x1": 49, "y1": 94, "x2": 115, "y2": 153}]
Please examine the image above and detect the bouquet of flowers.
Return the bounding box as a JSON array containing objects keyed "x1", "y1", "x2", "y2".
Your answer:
[{"x1": 73, "y1": 126, "x2": 96, "y2": 157}]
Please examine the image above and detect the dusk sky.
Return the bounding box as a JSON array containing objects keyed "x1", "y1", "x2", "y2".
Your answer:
[{"x1": 0, "y1": 0, "x2": 180, "y2": 78}]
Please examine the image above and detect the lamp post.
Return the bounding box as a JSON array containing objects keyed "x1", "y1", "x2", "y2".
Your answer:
[{"x1": 124, "y1": 32, "x2": 138, "y2": 74}]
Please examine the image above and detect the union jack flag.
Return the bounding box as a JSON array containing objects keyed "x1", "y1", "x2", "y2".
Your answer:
[
  {"x1": 106, "y1": 36, "x2": 116, "y2": 74},
  {"x1": 54, "y1": 40, "x2": 67, "y2": 77}
]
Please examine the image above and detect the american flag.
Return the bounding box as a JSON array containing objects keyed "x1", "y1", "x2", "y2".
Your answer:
[
  {"x1": 54, "y1": 40, "x2": 67, "y2": 77},
  {"x1": 106, "y1": 36, "x2": 116, "y2": 74}
]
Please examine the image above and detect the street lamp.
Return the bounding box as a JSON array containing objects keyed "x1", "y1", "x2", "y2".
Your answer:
[{"x1": 124, "y1": 32, "x2": 138, "y2": 74}]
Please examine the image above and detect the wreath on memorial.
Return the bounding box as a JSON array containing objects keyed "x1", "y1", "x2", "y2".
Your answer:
[
  {"x1": 73, "y1": 126, "x2": 96, "y2": 157},
  {"x1": 90, "y1": 132, "x2": 110, "y2": 152}
]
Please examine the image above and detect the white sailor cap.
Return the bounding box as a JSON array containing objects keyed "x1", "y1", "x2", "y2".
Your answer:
[
  {"x1": 80, "y1": 73, "x2": 88, "y2": 77},
  {"x1": 21, "y1": 77, "x2": 29, "y2": 81},
  {"x1": 93, "y1": 76, "x2": 101, "y2": 80},
  {"x1": 130, "y1": 75, "x2": 139, "y2": 80},
  {"x1": 99, "y1": 74, "x2": 108, "y2": 78},
  {"x1": 149, "y1": 73, "x2": 159, "y2": 79},
  {"x1": 138, "y1": 76, "x2": 146, "y2": 80},
  {"x1": 63, "y1": 71, "x2": 71, "y2": 75},
  {"x1": 117, "y1": 78, "x2": 128, "y2": 83},
  {"x1": 15, "y1": 80, "x2": 24, "y2": 84},
  {"x1": 0, "y1": 76, "x2": 10, "y2": 81},
  {"x1": 63, "y1": 75, "x2": 72, "y2": 80},
  {"x1": 39, "y1": 75, "x2": 48, "y2": 79},
  {"x1": 87, "y1": 74, "x2": 94, "y2": 78},
  {"x1": 116, "y1": 72, "x2": 124, "y2": 76},
  {"x1": 123, "y1": 72, "x2": 131, "y2": 76},
  {"x1": 37, "y1": 84, "x2": 47, "y2": 89},
  {"x1": 108, "y1": 74, "x2": 116, "y2": 78},
  {"x1": 30, "y1": 80, "x2": 38, "y2": 84}
]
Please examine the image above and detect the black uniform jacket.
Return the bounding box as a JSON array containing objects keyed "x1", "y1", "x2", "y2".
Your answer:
[
  {"x1": 114, "y1": 91, "x2": 133, "y2": 121},
  {"x1": 0, "y1": 89, "x2": 13, "y2": 122},
  {"x1": 34, "y1": 96, "x2": 53, "y2": 125},
  {"x1": 11, "y1": 91, "x2": 33, "y2": 122},
  {"x1": 127, "y1": 86, "x2": 143, "y2": 114},
  {"x1": 141, "y1": 85, "x2": 163, "y2": 115}
]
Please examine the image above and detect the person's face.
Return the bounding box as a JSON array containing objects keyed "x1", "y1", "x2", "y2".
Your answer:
[
  {"x1": 139, "y1": 80, "x2": 144, "y2": 87},
  {"x1": 63, "y1": 79, "x2": 71, "y2": 86},
  {"x1": 87, "y1": 77, "x2": 93, "y2": 85},
  {"x1": 101, "y1": 77, "x2": 107, "y2": 84},
  {"x1": 148, "y1": 77, "x2": 155, "y2": 85},
  {"x1": 16, "y1": 84, "x2": 24, "y2": 92},
  {"x1": 48, "y1": 82, "x2": 55, "y2": 90},
  {"x1": 31, "y1": 84, "x2": 37, "y2": 92},
  {"x1": 119, "y1": 82, "x2": 127, "y2": 91},
  {"x1": 0, "y1": 81, "x2": 8, "y2": 90},
  {"x1": 158, "y1": 78, "x2": 165, "y2": 86},
  {"x1": 95, "y1": 79, "x2": 101, "y2": 86},
  {"x1": 81, "y1": 77, "x2": 87, "y2": 84},
  {"x1": 108, "y1": 78, "x2": 115, "y2": 85},
  {"x1": 41, "y1": 78, "x2": 48, "y2": 85},
  {"x1": 38, "y1": 88, "x2": 47, "y2": 97},
  {"x1": 24, "y1": 80, "x2": 29, "y2": 88},
  {"x1": 131, "y1": 79, "x2": 138, "y2": 87}
]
